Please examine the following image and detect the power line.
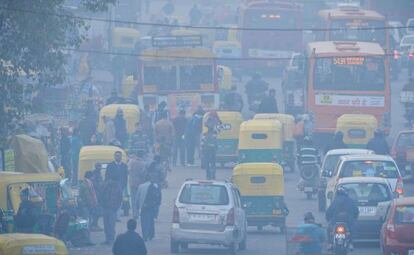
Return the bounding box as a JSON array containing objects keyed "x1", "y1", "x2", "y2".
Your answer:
[
  {"x1": 1, "y1": 6, "x2": 413, "y2": 32},
  {"x1": 67, "y1": 47, "x2": 397, "y2": 61}
]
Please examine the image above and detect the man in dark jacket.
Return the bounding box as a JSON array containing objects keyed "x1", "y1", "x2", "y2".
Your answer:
[
  {"x1": 325, "y1": 187, "x2": 359, "y2": 250},
  {"x1": 112, "y1": 219, "x2": 147, "y2": 255},
  {"x1": 258, "y1": 89, "x2": 278, "y2": 113},
  {"x1": 15, "y1": 188, "x2": 37, "y2": 233},
  {"x1": 325, "y1": 131, "x2": 348, "y2": 154},
  {"x1": 106, "y1": 151, "x2": 128, "y2": 191},
  {"x1": 366, "y1": 129, "x2": 390, "y2": 155},
  {"x1": 101, "y1": 179, "x2": 123, "y2": 245}
]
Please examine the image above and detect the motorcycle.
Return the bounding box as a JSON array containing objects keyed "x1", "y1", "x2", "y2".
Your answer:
[
  {"x1": 297, "y1": 148, "x2": 319, "y2": 200},
  {"x1": 331, "y1": 223, "x2": 350, "y2": 255}
]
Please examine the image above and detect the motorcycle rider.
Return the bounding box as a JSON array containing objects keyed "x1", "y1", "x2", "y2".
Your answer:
[
  {"x1": 245, "y1": 72, "x2": 269, "y2": 108},
  {"x1": 325, "y1": 131, "x2": 348, "y2": 154},
  {"x1": 295, "y1": 212, "x2": 325, "y2": 255},
  {"x1": 366, "y1": 129, "x2": 390, "y2": 155},
  {"x1": 325, "y1": 187, "x2": 359, "y2": 251}
]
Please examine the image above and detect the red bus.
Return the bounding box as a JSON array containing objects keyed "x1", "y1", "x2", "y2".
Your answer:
[{"x1": 239, "y1": 1, "x2": 303, "y2": 70}]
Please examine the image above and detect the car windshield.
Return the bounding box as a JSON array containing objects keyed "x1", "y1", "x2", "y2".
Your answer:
[
  {"x1": 402, "y1": 36, "x2": 414, "y2": 45},
  {"x1": 339, "y1": 183, "x2": 391, "y2": 203},
  {"x1": 179, "y1": 184, "x2": 229, "y2": 205},
  {"x1": 395, "y1": 206, "x2": 414, "y2": 224},
  {"x1": 323, "y1": 154, "x2": 342, "y2": 172},
  {"x1": 340, "y1": 160, "x2": 399, "y2": 179},
  {"x1": 397, "y1": 133, "x2": 414, "y2": 147}
]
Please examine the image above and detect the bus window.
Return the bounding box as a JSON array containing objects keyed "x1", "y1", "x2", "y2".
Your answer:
[
  {"x1": 314, "y1": 56, "x2": 385, "y2": 91},
  {"x1": 144, "y1": 66, "x2": 177, "y2": 91},
  {"x1": 180, "y1": 65, "x2": 213, "y2": 90}
]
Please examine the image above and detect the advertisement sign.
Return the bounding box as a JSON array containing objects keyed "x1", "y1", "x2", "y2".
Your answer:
[
  {"x1": 4, "y1": 149, "x2": 15, "y2": 172},
  {"x1": 315, "y1": 94, "x2": 385, "y2": 107}
]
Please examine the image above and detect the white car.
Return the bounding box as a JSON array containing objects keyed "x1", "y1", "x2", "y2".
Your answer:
[
  {"x1": 400, "y1": 34, "x2": 414, "y2": 54},
  {"x1": 171, "y1": 179, "x2": 247, "y2": 254},
  {"x1": 333, "y1": 177, "x2": 395, "y2": 242},
  {"x1": 325, "y1": 154, "x2": 403, "y2": 209},
  {"x1": 318, "y1": 149, "x2": 374, "y2": 211}
]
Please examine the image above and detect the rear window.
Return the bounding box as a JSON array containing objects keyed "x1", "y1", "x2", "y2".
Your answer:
[
  {"x1": 339, "y1": 183, "x2": 391, "y2": 203},
  {"x1": 179, "y1": 184, "x2": 229, "y2": 205},
  {"x1": 397, "y1": 133, "x2": 414, "y2": 147},
  {"x1": 340, "y1": 160, "x2": 399, "y2": 179},
  {"x1": 323, "y1": 155, "x2": 341, "y2": 172},
  {"x1": 395, "y1": 206, "x2": 414, "y2": 224}
]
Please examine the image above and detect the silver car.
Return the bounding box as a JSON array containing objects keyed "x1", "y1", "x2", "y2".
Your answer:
[
  {"x1": 334, "y1": 177, "x2": 395, "y2": 242},
  {"x1": 171, "y1": 180, "x2": 247, "y2": 254}
]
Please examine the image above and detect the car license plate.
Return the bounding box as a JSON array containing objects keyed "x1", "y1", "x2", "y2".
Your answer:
[
  {"x1": 409, "y1": 250, "x2": 414, "y2": 255},
  {"x1": 190, "y1": 214, "x2": 215, "y2": 221},
  {"x1": 359, "y1": 206, "x2": 377, "y2": 216}
]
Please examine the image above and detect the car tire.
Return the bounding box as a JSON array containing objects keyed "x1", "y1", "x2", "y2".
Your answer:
[
  {"x1": 170, "y1": 239, "x2": 180, "y2": 253},
  {"x1": 239, "y1": 231, "x2": 247, "y2": 250},
  {"x1": 228, "y1": 242, "x2": 237, "y2": 255}
]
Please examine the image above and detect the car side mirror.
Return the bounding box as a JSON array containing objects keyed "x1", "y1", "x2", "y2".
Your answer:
[{"x1": 322, "y1": 170, "x2": 332, "y2": 177}]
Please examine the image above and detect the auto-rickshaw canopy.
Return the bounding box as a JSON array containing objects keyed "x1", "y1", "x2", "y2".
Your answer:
[
  {"x1": 0, "y1": 172, "x2": 60, "y2": 212},
  {"x1": 336, "y1": 114, "x2": 378, "y2": 146},
  {"x1": 9, "y1": 135, "x2": 50, "y2": 173},
  {"x1": 232, "y1": 163, "x2": 284, "y2": 196},
  {"x1": 98, "y1": 104, "x2": 140, "y2": 134},
  {"x1": 254, "y1": 113, "x2": 295, "y2": 141},
  {"x1": 203, "y1": 111, "x2": 243, "y2": 139},
  {"x1": 78, "y1": 145, "x2": 127, "y2": 180},
  {"x1": 0, "y1": 233, "x2": 68, "y2": 255},
  {"x1": 238, "y1": 119, "x2": 283, "y2": 149},
  {"x1": 112, "y1": 27, "x2": 140, "y2": 50}
]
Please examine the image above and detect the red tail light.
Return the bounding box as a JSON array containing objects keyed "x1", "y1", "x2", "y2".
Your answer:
[
  {"x1": 386, "y1": 223, "x2": 397, "y2": 239},
  {"x1": 396, "y1": 177, "x2": 404, "y2": 196},
  {"x1": 409, "y1": 52, "x2": 414, "y2": 59},
  {"x1": 226, "y1": 208, "x2": 235, "y2": 225},
  {"x1": 394, "y1": 50, "x2": 400, "y2": 60},
  {"x1": 172, "y1": 205, "x2": 180, "y2": 223},
  {"x1": 335, "y1": 225, "x2": 346, "y2": 234}
]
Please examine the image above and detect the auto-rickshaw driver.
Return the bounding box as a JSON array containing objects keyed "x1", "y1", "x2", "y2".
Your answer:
[{"x1": 14, "y1": 188, "x2": 38, "y2": 233}]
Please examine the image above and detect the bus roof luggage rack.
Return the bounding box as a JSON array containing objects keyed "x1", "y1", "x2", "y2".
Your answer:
[{"x1": 333, "y1": 41, "x2": 360, "y2": 51}]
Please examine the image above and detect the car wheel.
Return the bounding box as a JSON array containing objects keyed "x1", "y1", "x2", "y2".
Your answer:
[
  {"x1": 239, "y1": 233, "x2": 247, "y2": 250},
  {"x1": 170, "y1": 239, "x2": 180, "y2": 253}
]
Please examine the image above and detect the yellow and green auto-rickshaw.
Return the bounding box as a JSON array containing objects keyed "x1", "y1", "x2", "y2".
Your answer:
[
  {"x1": 98, "y1": 104, "x2": 140, "y2": 135},
  {"x1": 0, "y1": 233, "x2": 68, "y2": 255},
  {"x1": 254, "y1": 113, "x2": 296, "y2": 171},
  {"x1": 112, "y1": 27, "x2": 140, "y2": 52},
  {"x1": 336, "y1": 114, "x2": 378, "y2": 148},
  {"x1": 232, "y1": 163, "x2": 287, "y2": 232},
  {"x1": 203, "y1": 111, "x2": 243, "y2": 166},
  {"x1": 238, "y1": 119, "x2": 283, "y2": 163}
]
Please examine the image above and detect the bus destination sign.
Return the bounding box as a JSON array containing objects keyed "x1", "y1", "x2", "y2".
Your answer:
[
  {"x1": 333, "y1": 56, "x2": 365, "y2": 65},
  {"x1": 152, "y1": 35, "x2": 203, "y2": 48}
]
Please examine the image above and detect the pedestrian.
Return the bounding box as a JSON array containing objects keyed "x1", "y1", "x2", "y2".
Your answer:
[
  {"x1": 154, "y1": 101, "x2": 169, "y2": 123},
  {"x1": 223, "y1": 85, "x2": 243, "y2": 112},
  {"x1": 134, "y1": 171, "x2": 162, "y2": 241},
  {"x1": 106, "y1": 89, "x2": 124, "y2": 105},
  {"x1": 15, "y1": 188, "x2": 37, "y2": 233},
  {"x1": 60, "y1": 127, "x2": 72, "y2": 180},
  {"x1": 295, "y1": 212, "x2": 325, "y2": 255},
  {"x1": 106, "y1": 151, "x2": 128, "y2": 192},
  {"x1": 258, "y1": 88, "x2": 279, "y2": 113},
  {"x1": 114, "y1": 108, "x2": 128, "y2": 148},
  {"x1": 201, "y1": 127, "x2": 218, "y2": 180},
  {"x1": 129, "y1": 122, "x2": 150, "y2": 155},
  {"x1": 103, "y1": 115, "x2": 116, "y2": 145},
  {"x1": 128, "y1": 150, "x2": 148, "y2": 218},
  {"x1": 90, "y1": 163, "x2": 104, "y2": 230},
  {"x1": 245, "y1": 72, "x2": 269, "y2": 106},
  {"x1": 185, "y1": 108, "x2": 204, "y2": 166},
  {"x1": 189, "y1": 4, "x2": 202, "y2": 25},
  {"x1": 101, "y1": 178, "x2": 123, "y2": 245},
  {"x1": 78, "y1": 115, "x2": 96, "y2": 145},
  {"x1": 366, "y1": 129, "x2": 390, "y2": 155},
  {"x1": 172, "y1": 109, "x2": 187, "y2": 167},
  {"x1": 154, "y1": 111, "x2": 174, "y2": 164},
  {"x1": 140, "y1": 104, "x2": 154, "y2": 145},
  {"x1": 78, "y1": 171, "x2": 98, "y2": 224},
  {"x1": 71, "y1": 128, "x2": 83, "y2": 185},
  {"x1": 325, "y1": 131, "x2": 348, "y2": 154},
  {"x1": 112, "y1": 219, "x2": 147, "y2": 255}
]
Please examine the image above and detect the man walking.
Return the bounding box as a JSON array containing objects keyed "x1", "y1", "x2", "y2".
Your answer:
[
  {"x1": 172, "y1": 109, "x2": 187, "y2": 166},
  {"x1": 101, "y1": 178, "x2": 123, "y2": 245},
  {"x1": 106, "y1": 151, "x2": 128, "y2": 192},
  {"x1": 134, "y1": 171, "x2": 162, "y2": 241},
  {"x1": 112, "y1": 219, "x2": 147, "y2": 255},
  {"x1": 201, "y1": 127, "x2": 218, "y2": 180},
  {"x1": 128, "y1": 150, "x2": 148, "y2": 218}
]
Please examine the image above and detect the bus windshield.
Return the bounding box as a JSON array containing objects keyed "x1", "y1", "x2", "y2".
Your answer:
[
  {"x1": 330, "y1": 20, "x2": 386, "y2": 48},
  {"x1": 245, "y1": 9, "x2": 297, "y2": 29},
  {"x1": 314, "y1": 56, "x2": 385, "y2": 91}
]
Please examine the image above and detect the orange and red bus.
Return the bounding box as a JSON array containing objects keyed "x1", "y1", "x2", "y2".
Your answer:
[
  {"x1": 305, "y1": 41, "x2": 390, "y2": 135},
  {"x1": 239, "y1": 1, "x2": 303, "y2": 69},
  {"x1": 318, "y1": 6, "x2": 390, "y2": 52}
]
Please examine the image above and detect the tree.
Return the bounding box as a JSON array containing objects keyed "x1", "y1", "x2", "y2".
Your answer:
[{"x1": 0, "y1": 0, "x2": 115, "y2": 144}]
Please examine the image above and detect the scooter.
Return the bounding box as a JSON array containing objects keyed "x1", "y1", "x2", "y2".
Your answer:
[{"x1": 297, "y1": 148, "x2": 319, "y2": 200}]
